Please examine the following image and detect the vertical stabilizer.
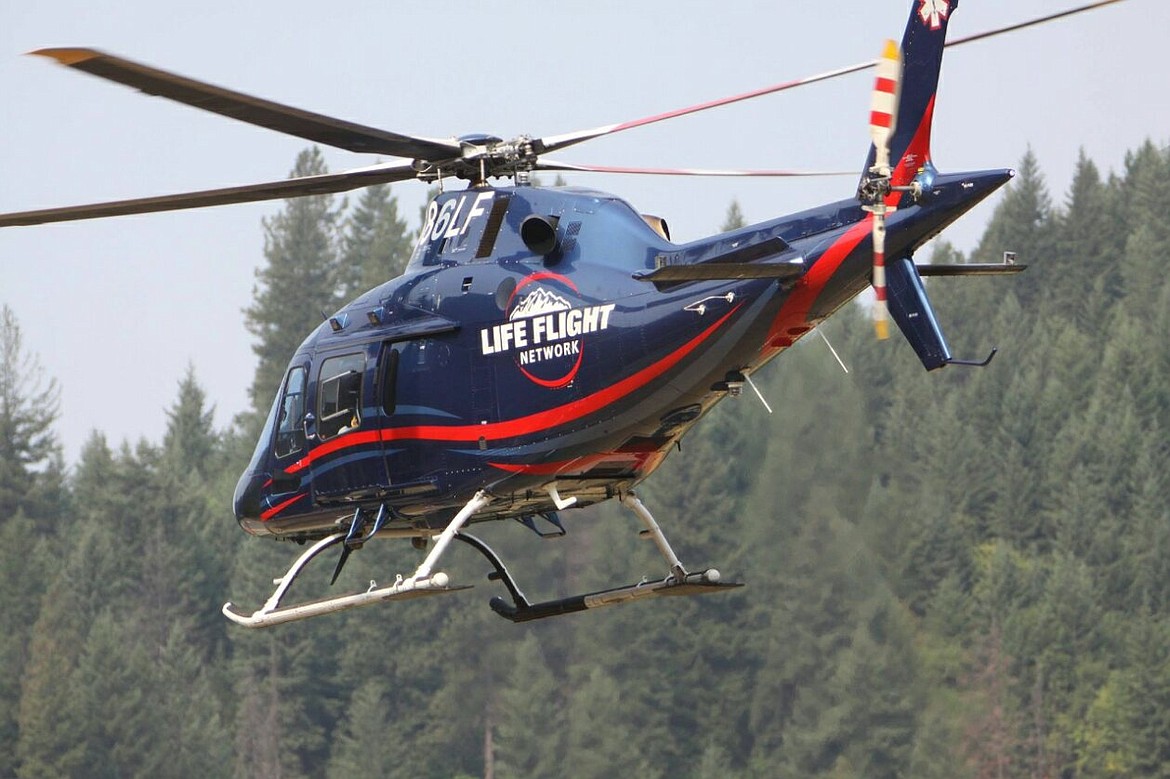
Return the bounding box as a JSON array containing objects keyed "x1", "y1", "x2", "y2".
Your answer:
[{"x1": 861, "y1": 0, "x2": 958, "y2": 190}]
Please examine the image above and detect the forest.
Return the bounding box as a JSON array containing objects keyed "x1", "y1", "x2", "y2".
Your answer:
[{"x1": 2, "y1": 139, "x2": 1170, "y2": 778}]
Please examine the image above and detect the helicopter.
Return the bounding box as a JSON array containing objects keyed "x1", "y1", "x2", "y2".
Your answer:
[{"x1": 0, "y1": 0, "x2": 1125, "y2": 627}]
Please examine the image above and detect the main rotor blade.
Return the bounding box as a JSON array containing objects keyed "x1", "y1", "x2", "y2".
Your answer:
[
  {"x1": 0, "y1": 161, "x2": 417, "y2": 227},
  {"x1": 535, "y1": 59, "x2": 877, "y2": 156},
  {"x1": 945, "y1": 0, "x2": 1127, "y2": 50},
  {"x1": 31, "y1": 48, "x2": 461, "y2": 160},
  {"x1": 535, "y1": 0, "x2": 1128, "y2": 156},
  {"x1": 536, "y1": 160, "x2": 852, "y2": 178}
]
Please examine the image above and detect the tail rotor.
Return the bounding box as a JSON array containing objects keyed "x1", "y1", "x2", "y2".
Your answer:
[{"x1": 862, "y1": 40, "x2": 903, "y2": 340}]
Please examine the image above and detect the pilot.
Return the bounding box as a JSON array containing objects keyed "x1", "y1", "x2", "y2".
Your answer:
[{"x1": 338, "y1": 412, "x2": 360, "y2": 435}]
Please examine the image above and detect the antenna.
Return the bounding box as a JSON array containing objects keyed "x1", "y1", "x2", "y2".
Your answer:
[{"x1": 818, "y1": 328, "x2": 850, "y2": 374}]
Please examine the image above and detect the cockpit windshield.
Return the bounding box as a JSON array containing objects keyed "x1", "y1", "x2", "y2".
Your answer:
[{"x1": 274, "y1": 366, "x2": 307, "y2": 459}]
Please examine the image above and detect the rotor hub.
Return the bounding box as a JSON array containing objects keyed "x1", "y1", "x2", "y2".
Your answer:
[{"x1": 413, "y1": 133, "x2": 541, "y2": 184}]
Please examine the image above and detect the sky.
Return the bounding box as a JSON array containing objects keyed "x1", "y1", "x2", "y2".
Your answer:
[{"x1": 2, "y1": 0, "x2": 1167, "y2": 463}]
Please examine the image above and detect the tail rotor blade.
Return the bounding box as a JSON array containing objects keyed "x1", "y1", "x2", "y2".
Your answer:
[
  {"x1": 868, "y1": 39, "x2": 902, "y2": 171},
  {"x1": 866, "y1": 39, "x2": 902, "y2": 340},
  {"x1": 872, "y1": 210, "x2": 891, "y2": 340}
]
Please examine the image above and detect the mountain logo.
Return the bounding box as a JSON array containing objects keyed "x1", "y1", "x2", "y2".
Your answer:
[
  {"x1": 509, "y1": 288, "x2": 572, "y2": 321},
  {"x1": 479, "y1": 272, "x2": 616, "y2": 389}
]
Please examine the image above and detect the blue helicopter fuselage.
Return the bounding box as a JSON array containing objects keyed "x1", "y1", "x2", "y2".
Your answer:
[{"x1": 233, "y1": 168, "x2": 1010, "y2": 539}]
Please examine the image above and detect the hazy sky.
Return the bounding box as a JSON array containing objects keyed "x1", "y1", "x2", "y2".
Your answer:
[{"x1": 2, "y1": 0, "x2": 1166, "y2": 462}]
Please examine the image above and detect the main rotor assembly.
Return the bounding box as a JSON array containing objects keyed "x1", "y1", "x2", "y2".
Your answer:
[{"x1": 0, "y1": 0, "x2": 1124, "y2": 231}]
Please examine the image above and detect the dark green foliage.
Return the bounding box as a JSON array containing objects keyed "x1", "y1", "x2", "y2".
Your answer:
[
  {"x1": 0, "y1": 516, "x2": 49, "y2": 778},
  {"x1": 325, "y1": 681, "x2": 399, "y2": 778},
  {"x1": 0, "y1": 310, "x2": 65, "y2": 778},
  {"x1": 0, "y1": 305, "x2": 64, "y2": 525},
  {"x1": 7, "y1": 145, "x2": 1170, "y2": 777},
  {"x1": 493, "y1": 634, "x2": 564, "y2": 779},
  {"x1": 244, "y1": 146, "x2": 343, "y2": 418},
  {"x1": 337, "y1": 183, "x2": 413, "y2": 298}
]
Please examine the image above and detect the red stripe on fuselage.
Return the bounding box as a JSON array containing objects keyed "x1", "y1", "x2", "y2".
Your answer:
[
  {"x1": 261, "y1": 492, "x2": 307, "y2": 521},
  {"x1": 765, "y1": 219, "x2": 873, "y2": 350},
  {"x1": 490, "y1": 446, "x2": 664, "y2": 479},
  {"x1": 285, "y1": 305, "x2": 741, "y2": 475},
  {"x1": 286, "y1": 430, "x2": 382, "y2": 475},
  {"x1": 488, "y1": 454, "x2": 609, "y2": 476}
]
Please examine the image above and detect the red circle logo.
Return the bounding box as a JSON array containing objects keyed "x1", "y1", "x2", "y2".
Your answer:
[{"x1": 506, "y1": 273, "x2": 585, "y2": 389}]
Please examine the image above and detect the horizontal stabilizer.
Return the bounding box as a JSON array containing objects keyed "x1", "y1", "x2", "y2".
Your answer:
[
  {"x1": 917, "y1": 263, "x2": 1028, "y2": 277},
  {"x1": 635, "y1": 235, "x2": 803, "y2": 285},
  {"x1": 635, "y1": 259, "x2": 805, "y2": 283}
]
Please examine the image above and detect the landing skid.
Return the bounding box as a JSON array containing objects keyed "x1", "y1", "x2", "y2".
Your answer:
[
  {"x1": 459, "y1": 491, "x2": 742, "y2": 623},
  {"x1": 221, "y1": 489, "x2": 742, "y2": 627},
  {"x1": 222, "y1": 490, "x2": 490, "y2": 628}
]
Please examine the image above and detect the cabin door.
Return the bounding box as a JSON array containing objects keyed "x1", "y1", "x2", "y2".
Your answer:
[{"x1": 308, "y1": 347, "x2": 390, "y2": 504}]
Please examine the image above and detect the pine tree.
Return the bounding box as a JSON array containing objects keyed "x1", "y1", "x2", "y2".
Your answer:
[
  {"x1": 0, "y1": 305, "x2": 63, "y2": 524},
  {"x1": 1120, "y1": 222, "x2": 1167, "y2": 327},
  {"x1": 162, "y1": 365, "x2": 218, "y2": 478},
  {"x1": 16, "y1": 518, "x2": 126, "y2": 778},
  {"x1": 0, "y1": 311, "x2": 65, "y2": 778},
  {"x1": 1056, "y1": 150, "x2": 1122, "y2": 322},
  {"x1": 1120, "y1": 140, "x2": 1170, "y2": 242},
  {"x1": 563, "y1": 666, "x2": 660, "y2": 778},
  {"x1": 149, "y1": 623, "x2": 232, "y2": 778},
  {"x1": 492, "y1": 634, "x2": 565, "y2": 779},
  {"x1": 325, "y1": 681, "x2": 399, "y2": 779},
  {"x1": 67, "y1": 610, "x2": 159, "y2": 777},
  {"x1": 959, "y1": 621, "x2": 1027, "y2": 779},
  {"x1": 0, "y1": 515, "x2": 51, "y2": 778},
  {"x1": 970, "y1": 149, "x2": 1055, "y2": 311},
  {"x1": 829, "y1": 598, "x2": 920, "y2": 779},
  {"x1": 244, "y1": 147, "x2": 342, "y2": 419},
  {"x1": 337, "y1": 182, "x2": 412, "y2": 299},
  {"x1": 1076, "y1": 672, "x2": 1140, "y2": 776},
  {"x1": 228, "y1": 537, "x2": 342, "y2": 778},
  {"x1": 153, "y1": 369, "x2": 233, "y2": 654},
  {"x1": 1077, "y1": 618, "x2": 1170, "y2": 776},
  {"x1": 722, "y1": 199, "x2": 747, "y2": 231}
]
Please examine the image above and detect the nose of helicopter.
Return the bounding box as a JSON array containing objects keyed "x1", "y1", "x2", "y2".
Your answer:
[{"x1": 233, "y1": 468, "x2": 268, "y2": 534}]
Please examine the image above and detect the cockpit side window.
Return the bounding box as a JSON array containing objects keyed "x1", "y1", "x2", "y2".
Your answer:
[
  {"x1": 379, "y1": 344, "x2": 400, "y2": 415},
  {"x1": 318, "y1": 353, "x2": 365, "y2": 440},
  {"x1": 274, "y1": 366, "x2": 307, "y2": 459}
]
